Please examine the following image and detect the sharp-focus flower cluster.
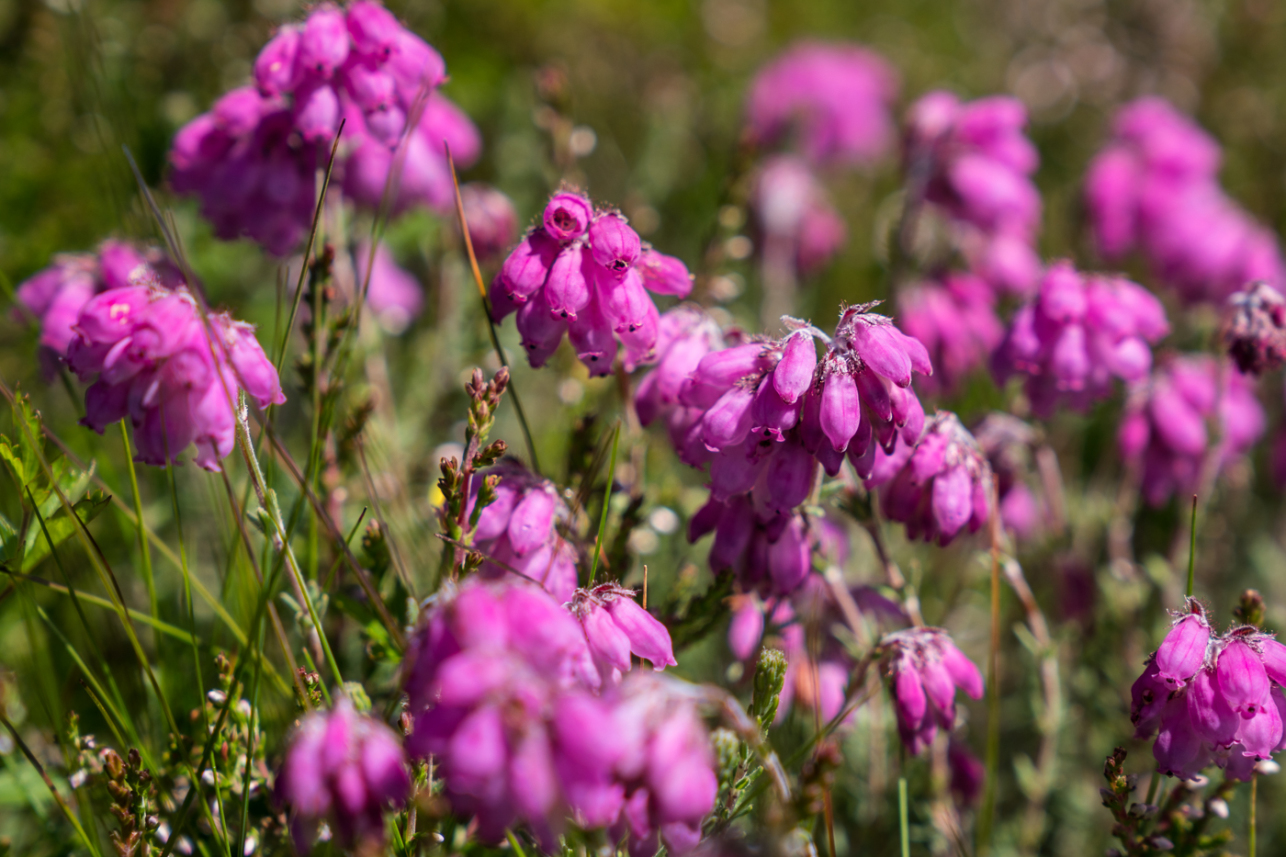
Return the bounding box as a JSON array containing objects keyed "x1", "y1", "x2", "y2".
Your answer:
[
  {"x1": 992, "y1": 261, "x2": 1169, "y2": 417},
  {"x1": 469, "y1": 459, "x2": 578, "y2": 604},
  {"x1": 67, "y1": 283, "x2": 284, "y2": 471},
  {"x1": 1117, "y1": 354, "x2": 1264, "y2": 507},
  {"x1": 750, "y1": 155, "x2": 847, "y2": 277},
  {"x1": 14, "y1": 241, "x2": 183, "y2": 378},
  {"x1": 1085, "y1": 97, "x2": 1286, "y2": 304},
  {"x1": 569, "y1": 583, "x2": 678, "y2": 688},
  {"x1": 882, "y1": 627, "x2": 984, "y2": 755},
  {"x1": 904, "y1": 92, "x2": 1042, "y2": 296},
  {"x1": 1131, "y1": 599, "x2": 1286, "y2": 781},
  {"x1": 973, "y1": 413, "x2": 1042, "y2": 539},
  {"x1": 491, "y1": 190, "x2": 692, "y2": 376},
  {"x1": 1224, "y1": 281, "x2": 1286, "y2": 376},
  {"x1": 402, "y1": 580, "x2": 713, "y2": 853},
  {"x1": 897, "y1": 272, "x2": 1004, "y2": 395},
  {"x1": 645, "y1": 303, "x2": 930, "y2": 506},
  {"x1": 866, "y1": 411, "x2": 993, "y2": 546},
  {"x1": 276, "y1": 697, "x2": 411, "y2": 852},
  {"x1": 170, "y1": 1, "x2": 479, "y2": 255},
  {"x1": 745, "y1": 41, "x2": 898, "y2": 167}
]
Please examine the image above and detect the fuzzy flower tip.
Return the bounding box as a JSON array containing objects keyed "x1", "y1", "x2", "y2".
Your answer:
[
  {"x1": 1133, "y1": 598, "x2": 1286, "y2": 781},
  {"x1": 745, "y1": 41, "x2": 899, "y2": 167},
  {"x1": 170, "y1": 1, "x2": 479, "y2": 255},
  {"x1": 882, "y1": 627, "x2": 984, "y2": 756},
  {"x1": 66, "y1": 282, "x2": 284, "y2": 472},
  {"x1": 276, "y1": 696, "x2": 411, "y2": 852},
  {"x1": 1117, "y1": 354, "x2": 1264, "y2": 507},
  {"x1": 490, "y1": 189, "x2": 691, "y2": 376},
  {"x1": 1085, "y1": 97, "x2": 1286, "y2": 304},
  {"x1": 904, "y1": 91, "x2": 1042, "y2": 297},
  {"x1": 992, "y1": 260, "x2": 1169, "y2": 418}
]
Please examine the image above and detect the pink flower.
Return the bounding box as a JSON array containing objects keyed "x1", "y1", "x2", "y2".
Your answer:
[
  {"x1": 460, "y1": 183, "x2": 519, "y2": 262},
  {"x1": 898, "y1": 273, "x2": 1004, "y2": 395},
  {"x1": 881, "y1": 627, "x2": 984, "y2": 755},
  {"x1": 570, "y1": 584, "x2": 677, "y2": 687},
  {"x1": 354, "y1": 240, "x2": 424, "y2": 333},
  {"x1": 1224, "y1": 281, "x2": 1286, "y2": 375},
  {"x1": 750, "y1": 155, "x2": 848, "y2": 277}
]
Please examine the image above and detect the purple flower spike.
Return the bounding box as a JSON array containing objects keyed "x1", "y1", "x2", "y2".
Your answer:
[{"x1": 544, "y1": 192, "x2": 594, "y2": 243}]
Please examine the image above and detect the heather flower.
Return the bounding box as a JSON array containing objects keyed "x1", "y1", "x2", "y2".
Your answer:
[
  {"x1": 1084, "y1": 97, "x2": 1286, "y2": 304},
  {"x1": 467, "y1": 459, "x2": 578, "y2": 604},
  {"x1": 872, "y1": 412, "x2": 993, "y2": 546},
  {"x1": 170, "y1": 2, "x2": 479, "y2": 255},
  {"x1": 1117, "y1": 354, "x2": 1264, "y2": 507},
  {"x1": 898, "y1": 273, "x2": 1004, "y2": 395},
  {"x1": 66, "y1": 282, "x2": 284, "y2": 471},
  {"x1": 745, "y1": 41, "x2": 898, "y2": 167},
  {"x1": 13, "y1": 241, "x2": 182, "y2": 378},
  {"x1": 750, "y1": 155, "x2": 848, "y2": 277},
  {"x1": 569, "y1": 583, "x2": 677, "y2": 686},
  {"x1": 354, "y1": 240, "x2": 424, "y2": 333},
  {"x1": 973, "y1": 413, "x2": 1042, "y2": 539},
  {"x1": 492, "y1": 191, "x2": 674, "y2": 375},
  {"x1": 1224, "y1": 281, "x2": 1286, "y2": 375},
  {"x1": 904, "y1": 92, "x2": 1042, "y2": 296},
  {"x1": 276, "y1": 696, "x2": 411, "y2": 852},
  {"x1": 881, "y1": 627, "x2": 984, "y2": 755},
  {"x1": 635, "y1": 306, "x2": 725, "y2": 428},
  {"x1": 948, "y1": 739, "x2": 985, "y2": 808},
  {"x1": 459, "y1": 183, "x2": 519, "y2": 262},
  {"x1": 992, "y1": 261, "x2": 1169, "y2": 418}
]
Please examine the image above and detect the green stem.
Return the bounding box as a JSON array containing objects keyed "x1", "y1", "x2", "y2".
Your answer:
[
  {"x1": 899, "y1": 776, "x2": 910, "y2": 857},
  {"x1": 1186, "y1": 494, "x2": 1197, "y2": 598},
  {"x1": 1249, "y1": 773, "x2": 1257, "y2": 857},
  {"x1": 586, "y1": 421, "x2": 622, "y2": 587},
  {"x1": 118, "y1": 421, "x2": 157, "y2": 642},
  {"x1": 977, "y1": 529, "x2": 1002, "y2": 855},
  {"x1": 1145, "y1": 771, "x2": 1160, "y2": 806}
]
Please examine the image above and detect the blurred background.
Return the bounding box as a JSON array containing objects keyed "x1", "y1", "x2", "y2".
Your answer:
[{"x1": 3, "y1": 0, "x2": 1286, "y2": 854}]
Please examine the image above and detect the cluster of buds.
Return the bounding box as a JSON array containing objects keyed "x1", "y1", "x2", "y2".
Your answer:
[
  {"x1": 1131, "y1": 599, "x2": 1286, "y2": 780},
  {"x1": 750, "y1": 155, "x2": 848, "y2": 277},
  {"x1": 67, "y1": 283, "x2": 284, "y2": 471},
  {"x1": 867, "y1": 412, "x2": 994, "y2": 546},
  {"x1": 992, "y1": 261, "x2": 1169, "y2": 418},
  {"x1": 402, "y1": 581, "x2": 714, "y2": 852},
  {"x1": 276, "y1": 696, "x2": 411, "y2": 851},
  {"x1": 903, "y1": 93, "x2": 1042, "y2": 296},
  {"x1": 1085, "y1": 97, "x2": 1285, "y2": 304},
  {"x1": 170, "y1": 1, "x2": 479, "y2": 255},
  {"x1": 881, "y1": 627, "x2": 985, "y2": 755},
  {"x1": 1223, "y1": 281, "x2": 1286, "y2": 376},
  {"x1": 1117, "y1": 354, "x2": 1264, "y2": 507},
  {"x1": 14, "y1": 240, "x2": 183, "y2": 378},
  {"x1": 491, "y1": 190, "x2": 692, "y2": 375},
  {"x1": 568, "y1": 583, "x2": 678, "y2": 688},
  {"x1": 744, "y1": 41, "x2": 899, "y2": 167},
  {"x1": 897, "y1": 272, "x2": 1004, "y2": 395}
]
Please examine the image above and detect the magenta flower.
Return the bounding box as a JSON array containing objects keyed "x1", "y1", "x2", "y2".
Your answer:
[
  {"x1": 1084, "y1": 97, "x2": 1285, "y2": 304},
  {"x1": 635, "y1": 306, "x2": 724, "y2": 428},
  {"x1": 276, "y1": 696, "x2": 411, "y2": 852},
  {"x1": 745, "y1": 41, "x2": 898, "y2": 167},
  {"x1": 459, "y1": 183, "x2": 519, "y2": 262},
  {"x1": 898, "y1": 273, "x2": 1004, "y2": 395},
  {"x1": 881, "y1": 627, "x2": 984, "y2": 755},
  {"x1": 66, "y1": 282, "x2": 284, "y2": 471},
  {"x1": 973, "y1": 413, "x2": 1042, "y2": 540},
  {"x1": 992, "y1": 261, "x2": 1169, "y2": 418},
  {"x1": 948, "y1": 739, "x2": 985, "y2": 808},
  {"x1": 492, "y1": 190, "x2": 679, "y2": 375},
  {"x1": 354, "y1": 240, "x2": 424, "y2": 333},
  {"x1": 904, "y1": 92, "x2": 1042, "y2": 296},
  {"x1": 569, "y1": 584, "x2": 677, "y2": 687},
  {"x1": 750, "y1": 155, "x2": 848, "y2": 277},
  {"x1": 170, "y1": 2, "x2": 479, "y2": 255},
  {"x1": 1117, "y1": 354, "x2": 1264, "y2": 507}
]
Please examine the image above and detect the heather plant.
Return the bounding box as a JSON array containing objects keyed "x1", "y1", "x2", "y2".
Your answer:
[{"x1": 6, "y1": 0, "x2": 1286, "y2": 855}]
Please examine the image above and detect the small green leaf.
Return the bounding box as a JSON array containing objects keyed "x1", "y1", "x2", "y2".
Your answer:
[{"x1": 22, "y1": 491, "x2": 111, "y2": 572}]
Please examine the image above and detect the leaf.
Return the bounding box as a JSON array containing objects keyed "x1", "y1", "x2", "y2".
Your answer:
[
  {"x1": 0, "y1": 510, "x2": 17, "y2": 565},
  {"x1": 7, "y1": 392, "x2": 43, "y2": 488},
  {"x1": 28, "y1": 457, "x2": 96, "y2": 522},
  {"x1": 22, "y1": 491, "x2": 111, "y2": 573}
]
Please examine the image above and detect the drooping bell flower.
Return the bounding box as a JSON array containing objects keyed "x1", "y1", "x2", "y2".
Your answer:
[
  {"x1": 354, "y1": 240, "x2": 424, "y2": 334},
  {"x1": 898, "y1": 272, "x2": 1004, "y2": 395},
  {"x1": 973, "y1": 413, "x2": 1042, "y2": 540},
  {"x1": 569, "y1": 584, "x2": 677, "y2": 686},
  {"x1": 744, "y1": 41, "x2": 899, "y2": 167},
  {"x1": 1154, "y1": 599, "x2": 1211, "y2": 688},
  {"x1": 992, "y1": 261, "x2": 1169, "y2": 418},
  {"x1": 276, "y1": 696, "x2": 411, "y2": 852},
  {"x1": 880, "y1": 627, "x2": 984, "y2": 755}
]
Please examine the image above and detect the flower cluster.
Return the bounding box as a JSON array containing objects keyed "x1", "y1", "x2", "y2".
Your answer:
[
  {"x1": 904, "y1": 92, "x2": 1042, "y2": 296},
  {"x1": 67, "y1": 283, "x2": 284, "y2": 471},
  {"x1": 992, "y1": 261, "x2": 1169, "y2": 417},
  {"x1": 635, "y1": 306, "x2": 726, "y2": 430},
  {"x1": 881, "y1": 626, "x2": 984, "y2": 755},
  {"x1": 402, "y1": 580, "x2": 712, "y2": 852},
  {"x1": 1131, "y1": 599, "x2": 1286, "y2": 780},
  {"x1": 491, "y1": 190, "x2": 692, "y2": 376},
  {"x1": 866, "y1": 411, "x2": 993, "y2": 546},
  {"x1": 650, "y1": 302, "x2": 930, "y2": 506},
  {"x1": 14, "y1": 241, "x2": 183, "y2": 378},
  {"x1": 1223, "y1": 281, "x2": 1286, "y2": 376},
  {"x1": 170, "y1": 1, "x2": 479, "y2": 255},
  {"x1": 276, "y1": 697, "x2": 410, "y2": 852},
  {"x1": 745, "y1": 41, "x2": 899, "y2": 167},
  {"x1": 1085, "y1": 97, "x2": 1285, "y2": 304},
  {"x1": 569, "y1": 583, "x2": 678, "y2": 688},
  {"x1": 469, "y1": 459, "x2": 578, "y2": 604},
  {"x1": 973, "y1": 413, "x2": 1042, "y2": 539},
  {"x1": 897, "y1": 272, "x2": 1004, "y2": 395},
  {"x1": 1118, "y1": 354, "x2": 1264, "y2": 507},
  {"x1": 750, "y1": 155, "x2": 847, "y2": 278}
]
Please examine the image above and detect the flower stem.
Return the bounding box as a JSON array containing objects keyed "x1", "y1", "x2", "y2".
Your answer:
[
  {"x1": 899, "y1": 776, "x2": 911, "y2": 857},
  {"x1": 118, "y1": 421, "x2": 157, "y2": 642},
  {"x1": 1186, "y1": 493, "x2": 1198, "y2": 598},
  {"x1": 1249, "y1": 773, "x2": 1257, "y2": 857}
]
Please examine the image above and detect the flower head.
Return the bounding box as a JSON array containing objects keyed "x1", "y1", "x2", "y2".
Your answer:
[
  {"x1": 881, "y1": 627, "x2": 984, "y2": 755},
  {"x1": 898, "y1": 273, "x2": 1004, "y2": 395},
  {"x1": 750, "y1": 155, "x2": 847, "y2": 277}
]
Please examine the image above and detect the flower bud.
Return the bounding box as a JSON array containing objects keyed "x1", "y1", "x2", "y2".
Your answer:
[{"x1": 543, "y1": 192, "x2": 593, "y2": 242}]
